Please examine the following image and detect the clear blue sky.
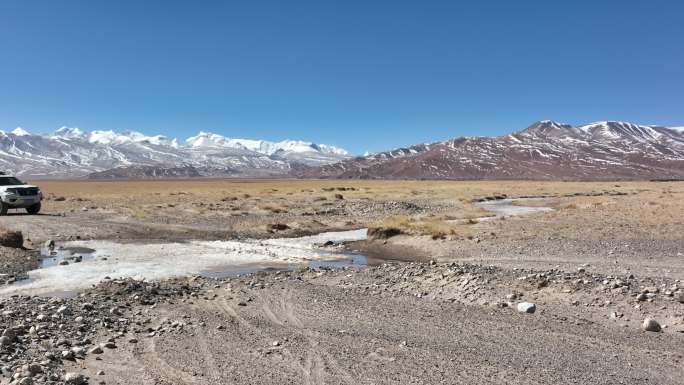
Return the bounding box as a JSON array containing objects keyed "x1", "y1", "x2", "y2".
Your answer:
[{"x1": 1, "y1": 1, "x2": 682, "y2": 154}]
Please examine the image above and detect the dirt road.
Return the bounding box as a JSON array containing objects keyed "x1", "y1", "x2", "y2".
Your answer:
[{"x1": 69, "y1": 266, "x2": 683, "y2": 385}]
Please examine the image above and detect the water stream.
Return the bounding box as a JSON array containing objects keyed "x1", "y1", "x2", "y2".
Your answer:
[{"x1": 1, "y1": 198, "x2": 552, "y2": 297}]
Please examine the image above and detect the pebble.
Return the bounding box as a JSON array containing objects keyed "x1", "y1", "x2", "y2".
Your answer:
[
  {"x1": 64, "y1": 372, "x2": 87, "y2": 385},
  {"x1": 642, "y1": 318, "x2": 661, "y2": 332},
  {"x1": 517, "y1": 302, "x2": 536, "y2": 314},
  {"x1": 88, "y1": 346, "x2": 104, "y2": 355}
]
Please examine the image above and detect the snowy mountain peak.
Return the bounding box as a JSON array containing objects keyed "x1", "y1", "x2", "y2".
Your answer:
[
  {"x1": 53, "y1": 126, "x2": 86, "y2": 139},
  {"x1": 185, "y1": 131, "x2": 231, "y2": 148},
  {"x1": 11, "y1": 127, "x2": 30, "y2": 136},
  {"x1": 185, "y1": 132, "x2": 348, "y2": 156},
  {"x1": 520, "y1": 120, "x2": 574, "y2": 135},
  {"x1": 578, "y1": 121, "x2": 663, "y2": 141}
]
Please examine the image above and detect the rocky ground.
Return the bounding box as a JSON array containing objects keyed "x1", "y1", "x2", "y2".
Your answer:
[
  {"x1": 0, "y1": 180, "x2": 682, "y2": 384},
  {"x1": 0, "y1": 247, "x2": 38, "y2": 286},
  {"x1": 0, "y1": 263, "x2": 682, "y2": 384}
]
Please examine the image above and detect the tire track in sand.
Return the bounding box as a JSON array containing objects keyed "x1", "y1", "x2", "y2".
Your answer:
[
  {"x1": 216, "y1": 290, "x2": 355, "y2": 385},
  {"x1": 272, "y1": 289, "x2": 356, "y2": 385}
]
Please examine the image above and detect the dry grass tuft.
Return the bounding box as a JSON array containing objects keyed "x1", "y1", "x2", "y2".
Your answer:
[
  {"x1": 368, "y1": 215, "x2": 469, "y2": 240},
  {"x1": 258, "y1": 203, "x2": 288, "y2": 214}
]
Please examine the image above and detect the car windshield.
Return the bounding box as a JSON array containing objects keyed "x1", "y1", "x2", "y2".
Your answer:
[{"x1": 0, "y1": 177, "x2": 24, "y2": 186}]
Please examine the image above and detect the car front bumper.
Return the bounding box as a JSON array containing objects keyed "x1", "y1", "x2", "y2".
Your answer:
[{"x1": 1, "y1": 195, "x2": 42, "y2": 208}]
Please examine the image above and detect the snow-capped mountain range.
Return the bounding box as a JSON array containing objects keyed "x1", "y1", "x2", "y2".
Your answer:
[
  {"x1": 295, "y1": 120, "x2": 684, "y2": 180},
  {"x1": 4, "y1": 121, "x2": 684, "y2": 180},
  {"x1": 0, "y1": 127, "x2": 350, "y2": 178}
]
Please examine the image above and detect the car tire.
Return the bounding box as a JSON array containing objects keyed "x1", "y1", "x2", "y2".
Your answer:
[
  {"x1": 26, "y1": 203, "x2": 41, "y2": 215},
  {"x1": 0, "y1": 202, "x2": 6, "y2": 216}
]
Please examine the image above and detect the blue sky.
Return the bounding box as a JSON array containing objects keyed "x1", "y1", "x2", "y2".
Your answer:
[{"x1": 1, "y1": 1, "x2": 682, "y2": 154}]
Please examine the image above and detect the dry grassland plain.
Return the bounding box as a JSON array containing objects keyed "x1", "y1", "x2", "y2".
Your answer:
[{"x1": 18, "y1": 179, "x2": 682, "y2": 242}]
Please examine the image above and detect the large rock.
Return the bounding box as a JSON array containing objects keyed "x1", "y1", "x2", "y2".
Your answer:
[
  {"x1": 0, "y1": 230, "x2": 23, "y2": 248},
  {"x1": 517, "y1": 302, "x2": 536, "y2": 314},
  {"x1": 642, "y1": 318, "x2": 661, "y2": 332}
]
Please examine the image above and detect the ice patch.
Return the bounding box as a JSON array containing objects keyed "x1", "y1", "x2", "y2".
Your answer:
[
  {"x1": 476, "y1": 198, "x2": 553, "y2": 217},
  {"x1": 1, "y1": 229, "x2": 367, "y2": 297}
]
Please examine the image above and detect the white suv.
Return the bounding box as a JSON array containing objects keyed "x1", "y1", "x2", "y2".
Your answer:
[{"x1": 0, "y1": 174, "x2": 43, "y2": 215}]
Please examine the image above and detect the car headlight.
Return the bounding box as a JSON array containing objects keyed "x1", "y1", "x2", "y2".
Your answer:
[{"x1": 5, "y1": 188, "x2": 18, "y2": 195}]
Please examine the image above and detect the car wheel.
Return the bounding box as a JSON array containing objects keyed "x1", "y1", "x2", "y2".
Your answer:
[
  {"x1": 26, "y1": 203, "x2": 41, "y2": 215},
  {"x1": 0, "y1": 202, "x2": 7, "y2": 216}
]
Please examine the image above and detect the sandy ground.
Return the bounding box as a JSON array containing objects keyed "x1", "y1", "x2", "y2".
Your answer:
[{"x1": 0, "y1": 179, "x2": 682, "y2": 384}]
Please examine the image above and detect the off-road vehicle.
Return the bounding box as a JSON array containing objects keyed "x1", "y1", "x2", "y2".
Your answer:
[{"x1": 0, "y1": 173, "x2": 42, "y2": 215}]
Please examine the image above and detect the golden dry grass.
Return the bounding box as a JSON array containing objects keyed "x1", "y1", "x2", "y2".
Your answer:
[
  {"x1": 23, "y1": 179, "x2": 684, "y2": 241},
  {"x1": 368, "y1": 215, "x2": 472, "y2": 239},
  {"x1": 258, "y1": 203, "x2": 289, "y2": 214},
  {"x1": 30, "y1": 179, "x2": 655, "y2": 212}
]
